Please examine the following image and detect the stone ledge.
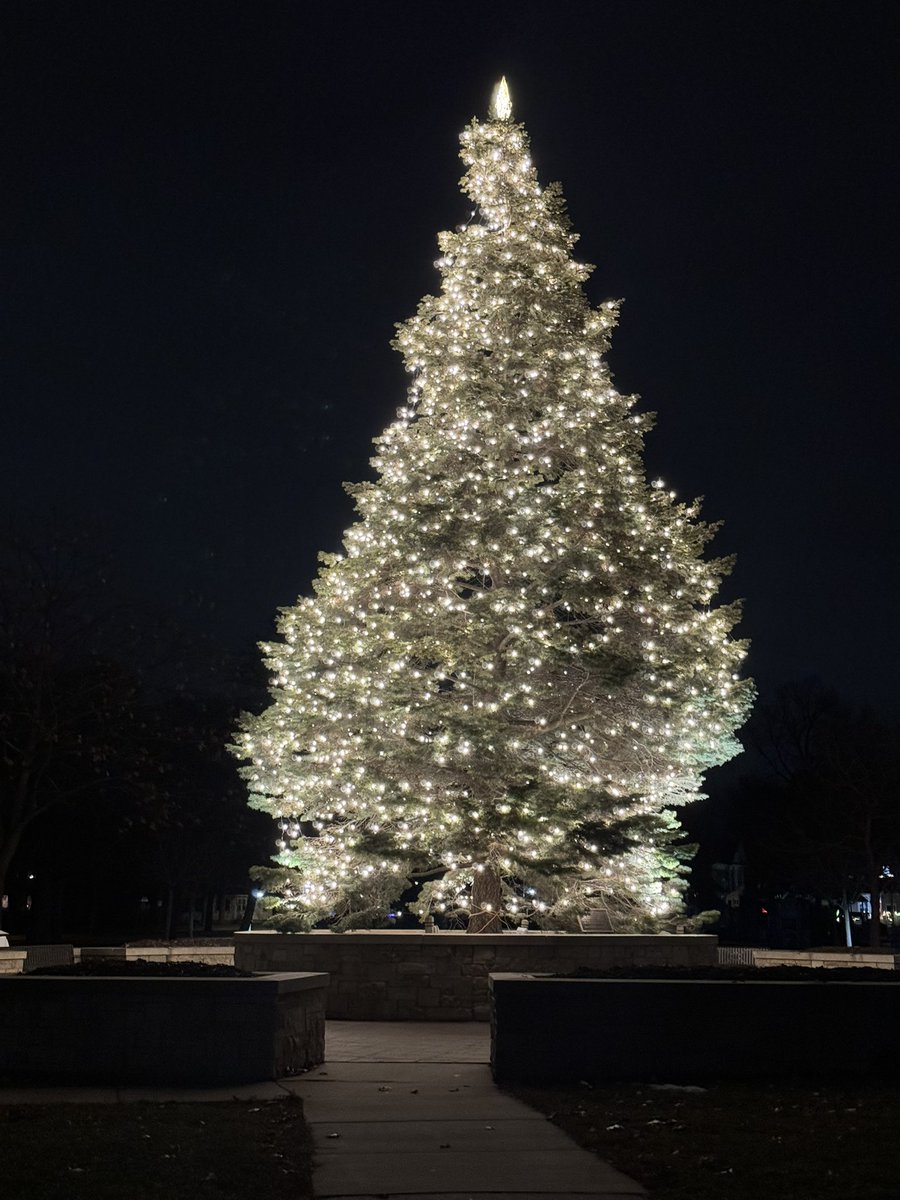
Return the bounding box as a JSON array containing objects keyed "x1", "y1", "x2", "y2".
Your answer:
[
  {"x1": 753, "y1": 948, "x2": 896, "y2": 970},
  {"x1": 236, "y1": 930, "x2": 714, "y2": 946},
  {"x1": 0, "y1": 971, "x2": 328, "y2": 1084},
  {"x1": 80, "y1": 944, "x2": 236, "y2": 966},
  {"x1": 490, "y1": 971, "x2": 900, "y2": 1083},
  {"x1": 0, "y1": 950, "x2": 27, "y2": 975},
  {"x1": 235, "y1": 932, "x2": 716, "y2": 1020}
]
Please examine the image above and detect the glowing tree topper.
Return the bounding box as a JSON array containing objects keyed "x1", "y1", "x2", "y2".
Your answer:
[{"x1": 235, "y1": 79, "x2": 753, "y2": 933}]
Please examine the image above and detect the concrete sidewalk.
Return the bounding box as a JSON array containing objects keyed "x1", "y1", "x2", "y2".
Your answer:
[
  {"x1": 282, "y1": 1020, "x2": 645, "y2": 1199},
  {"x1": 326, "y1": 1019, "x2": 492, "y2": 1063},
  {"x1": 0, "y1": 1021, "x2": 646, "y2": 1198}
]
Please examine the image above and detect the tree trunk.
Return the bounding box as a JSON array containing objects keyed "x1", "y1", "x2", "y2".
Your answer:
[
  {"x1": 469, "y1": 863, "x2": 503, "y2": 934},
  {"x1": 87, "y1": 876, "x2": 100, "y2": 935},
  {"x1": 164, "y1": 885, "x2": 175, "y2": 941},
  {"x1": 863, "y1": 819, "x2": 882, "y2": 948},
  {"x1": 868, "y1": 876, "x2": 882, "y2": 948},
  {"x1": 0, "y1": 829, "x2": 24, "y2": 917},
  {"x1": 840, "y1": 888, "x2": 853, "y2": 948}
]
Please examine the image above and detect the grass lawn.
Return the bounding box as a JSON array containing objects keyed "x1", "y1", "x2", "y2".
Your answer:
[
  {"x1": 510, "y1": 1080, "x2": 899, "y2": 1200},
  {"x1": 0, "y1": 1098, "x2": 313, "y2": 1200}
]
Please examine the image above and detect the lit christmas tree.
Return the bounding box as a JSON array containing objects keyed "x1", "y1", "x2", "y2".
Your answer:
[{"x1": 235, "y1": 79, "x2": 753, "y2": 932}]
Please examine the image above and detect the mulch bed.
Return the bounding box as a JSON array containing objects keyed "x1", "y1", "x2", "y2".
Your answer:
[
  {"x1": 28, "y1": 961, "x2": 252, "y2": 978},
  {"x1": 0, "y1": 1099, "x2": 313, "y2": 1200},
  {"x1": 511, "y1": 1080, "x2": 899, "y2": 1200},
  {"x1": 127, "y1": 938, "x2": 235, "y2": 947},
  {"x1": 554, "y1": 964, "x2": 895, "y2": 981}
]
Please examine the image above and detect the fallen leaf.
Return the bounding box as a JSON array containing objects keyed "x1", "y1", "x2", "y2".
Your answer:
[{"x1": 649, "y1": 1084, "x2": 706, "y2": 1093}]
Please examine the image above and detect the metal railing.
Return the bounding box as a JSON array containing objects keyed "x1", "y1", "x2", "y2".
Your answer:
[
  {"x1": 24, "y1": 944, "x2": 75, "y2": 972},
  {"x1": 716, "y1": 946, "x2": 757, "y2": 967}
]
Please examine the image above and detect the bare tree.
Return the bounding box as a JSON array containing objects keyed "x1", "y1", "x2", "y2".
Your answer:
[
  {"x1": 0, "y1": 529, "x2": 140, "y2": 904},
  {"x1": 748, "y1": 681, "x2": 900, "y2": 947}
]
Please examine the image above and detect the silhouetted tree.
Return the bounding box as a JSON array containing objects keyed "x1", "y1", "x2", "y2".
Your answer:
[
  {"x1": 125, "y1": 694, "x2": 271, "y2": 938},
  {"x1": 744, "y1": 681, "x2": 900, "y2": 947},
  {"x1": 0, "y1": 529, "x2": 143, "y2": 905}
]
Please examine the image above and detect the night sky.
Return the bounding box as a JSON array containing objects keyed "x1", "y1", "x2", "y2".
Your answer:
[{"x1": 4, "y1": 2, "x2": 898, "y2": 714}]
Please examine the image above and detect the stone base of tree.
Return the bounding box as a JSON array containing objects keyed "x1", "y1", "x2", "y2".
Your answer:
[
  {"x1": 489, "y1": 973, "x2": 900, "y2": 1083},
  {"x1": 0, "y1": 971, "x2": 327, "y2": 1084},
  {"x1": 234, "y1": 931, "x2": 716, "y2": 1020}
]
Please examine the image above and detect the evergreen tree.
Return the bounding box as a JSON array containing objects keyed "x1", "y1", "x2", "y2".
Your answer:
[{"x1": 235, "y1": 80, "x2": 753, "y2": 932}]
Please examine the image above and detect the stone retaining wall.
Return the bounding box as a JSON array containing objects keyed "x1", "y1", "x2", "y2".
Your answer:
[
  {"x1": 80, "y1": 943, "x2": 236, "y2": 967},
  {"x1": 0, "y1": 949, "x2": 27, "y2": 975},
  {"x1": 490, "y1": 972, "x2": 900, "y2": 1083},
  {"x1": 0, "y1": 971, "x2": 327, "y2": 1085},
  {"x1": 234, "y1": 931, "x2": 716, "y2": 1020},
  {"x1": 753, "y1": 948, "x2": 898, "y2": 970},
  {"x1": 0, "y1": 944, "x2": 237, "y2": 974}
]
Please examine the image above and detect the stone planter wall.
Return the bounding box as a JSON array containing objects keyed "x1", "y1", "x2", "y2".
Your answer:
[
  {"x1": 235, "y1": 931, "x2": 716, "y2": 1021},
  {"x1": 753, "y1": 948, "x2": 898, "y2": 970},
  {"x1": 2, "y1": 944, "x2": 237, "y2": 974},
  {"x1": 0, "y1": 949, "x2": 27, "y2": 975},
  {"x1": 489, "y1": 973, "x2": 900, "y2": 1083},
  {"x1": 80, "y1": 943, "x2": 236, "y2": 967},
  {"x1": 0, "y1": 971, "x2": 327, "y2": 1085}
]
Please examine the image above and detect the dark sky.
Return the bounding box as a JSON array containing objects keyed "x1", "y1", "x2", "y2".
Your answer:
[{"x1": 3, "y1": 1, "x2": 898, "y2": 713}]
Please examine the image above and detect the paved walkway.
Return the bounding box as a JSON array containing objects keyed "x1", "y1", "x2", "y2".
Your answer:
[
  {"x1": 326, "y1": 1019, "x2": 492, "y2": 1063},
  {"x1": 278, "y1": 1020, "x2": 644, "y2": 1199},
  {"x1": 0, "y1": 1021, "x2": 645, "y2": 1198}
]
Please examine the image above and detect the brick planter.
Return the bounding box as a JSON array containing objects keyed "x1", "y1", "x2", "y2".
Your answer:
[
  {"x1": 0, "y1": 971, "x2": 328, "y2": 1085},
  {"x1": 489, "y1": 973, "x2": 900, "y2": 1083},
  {"x1": 235, "y1": 931, "x2": 716, "y2": 1020}
]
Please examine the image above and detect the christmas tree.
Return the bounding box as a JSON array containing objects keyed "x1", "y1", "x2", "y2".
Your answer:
[{"x1": 235, "y1": 79, "x2": 753, "y2": 932}]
